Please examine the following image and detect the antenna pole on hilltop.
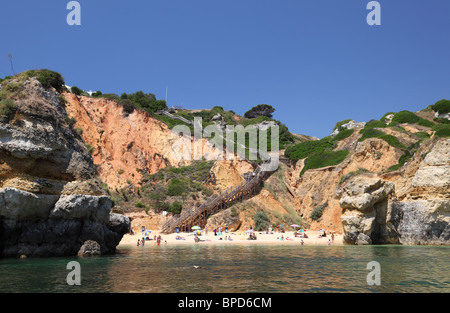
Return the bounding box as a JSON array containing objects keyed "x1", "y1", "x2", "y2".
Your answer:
[{"x1": 8, "y1": 53, "x2": 15, "y2": 76}]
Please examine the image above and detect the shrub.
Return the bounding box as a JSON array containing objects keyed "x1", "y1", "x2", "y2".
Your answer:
[
  {"x1": 167, "y1": 178, "x2": 186, "y2": 196},
  {"x1": 74, "y1": 127, "x2": 83, "y2": 135},
  {"x1": 285, "y1": 138, "x2": 334, "y2": 162},
  {"x1": 70, "y1": 86, "x2": 83, "y2": 95},
  {"x1": 333, "y1": 119, "x2": 353, "y2": 131},
  {"x1": 135, "y1": 201, "x2": 147, "y2": 209},
  {"x1": 119, "y1": 99, "x2": 136, "y2": 116},
  {"x1": 389, "y1": 111, "x2": 419, "y2": 125},
  {"x1": 300, "y1": 149, "x2": 349, "y2": 176},
  {"x1": 364, "y1": 119, "x2": 387, "y2": 129},
  {"x1": 244, "y1": 104, "x2": 275, "y2": 119},
  {"x1": 310, "y1": 202, "x2": 328, "y2": 221},
  {"x1": 358, "y1": 128, "x2": 384, "y2": 141},
  {"x1": 0, "y1": 99, "x2": 16, "y2": 115},
  {"x1": 65, "y1": 116, "x2": 77, "y2": 128},
  {"x1": 378, "y1": 134, "x2": 406, "y2": 149},
  {"x1": 28, "y1": 69, "x2": 65, "y2": 92},
  {"x1": 332, "y1": 128, "x2": 354, "y2": 141},
  {"x1": 169, "y1": 201, "x2": 183, "y2": 215},
  {"x1": 359, "y1": 128, "x2": 406, "y2": 149},
  {"x1": 434, "y1": 125, "x2": 450, "y2": 138},
  {"x1": 85, "y1": 143, "x2": 95, "y2": 156},
  {"x1": 389, "y1": 110, "x2": 434, "y2": 128},
  {"x1": 430, "y1": 99, "x2": 450, "y2": 114},
  {"x1": 253, "y1": 210, "x2": 270, "y2": 231}
]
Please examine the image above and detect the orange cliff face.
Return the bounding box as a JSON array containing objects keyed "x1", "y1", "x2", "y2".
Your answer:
[{"x1": 62, "y1": 93, "x2": 216, "y2": 189}]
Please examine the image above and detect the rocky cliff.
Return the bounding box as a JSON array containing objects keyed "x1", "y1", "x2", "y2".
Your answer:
[
  {"x1": 35, "y1": 73, "x2": 449, "y2": 246},
  {"x1": 63, "y1": 93, "x2": 217, "y2": 189},
  {"x1": 0, "y1": 72, "x2": 130, "y2": 257},
  {"x1": 336, "y1": 137, "x2": 449, "y2": 245}
]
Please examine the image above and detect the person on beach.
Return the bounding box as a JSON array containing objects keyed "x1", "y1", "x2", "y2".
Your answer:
[
  {"x1": 137, "y1": 239, "x2": 140, "y2": 246},
  {"x1": 141, "y1": 237, "x2": 145, "y2": 246},
  {"x1": 300, "y1": 239, "x2": 304, "y2": 245},
  {"x1": 328, "y1": 239, "x2": 331, "y2": 246},
  {"x1": 331, "y1": 232, "x2": 335, "y2": 243},
  {"x1": 157, "y1": 235, "x2": 161, "y2": 246}
]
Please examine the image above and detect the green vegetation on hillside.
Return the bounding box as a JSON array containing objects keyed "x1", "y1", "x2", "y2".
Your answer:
[
  {"x1": 358, "y1": 128, "x2": 406, "y2": 149},
  {"x1": 389, "y1": 110, "x2": 434, "y2": 127},
  {"x1": 430, "y1": 99, "x2": 450, "y2": 114},
  {"x1": 300, "y1": 149, "x2": 349, "y2": 176},
  {"x1": 111, "y1": 161, "x2": 215, "y2": 215},
  {"x1": 0, "y1": 99, "x2": 16, "y2": 116}
]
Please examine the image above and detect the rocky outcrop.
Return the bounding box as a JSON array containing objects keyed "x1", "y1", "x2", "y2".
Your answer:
[
  {"x1": 337, "y1": 138, "x2": 450, "y2": 245},
  {"x1": 338, "y1": 177, "x2": 397, "y2": 245},
  {"x1": 78, "y1": 240, "x2": 101, "y2": 257},
  {"x1": 0, "y1": 188, "x2": 130, "y2": 256},
  {"x1": 0, "y1": 75, "x2": 130, "y2": 257}
]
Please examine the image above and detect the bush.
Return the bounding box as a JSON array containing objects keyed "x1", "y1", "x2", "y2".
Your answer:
[
  {"x1": 310, "y1": 202, "x2": 328, "y2": 221},
  {"x1": 167, "y1": 178, "x2": 186, "y2": 196},
  {"x1": 300, "y1": 149, "x2": 349, "y2": 176},
  {"x1": 285, "y1": 138, "x2": 334, "y2": 162},
  {"x1": 169, "y1": 202, "x2": 183, "y2": 215},
  {"x1": 364, "y1": 119, "x2": 387, "y2": 129},
  {"x1": 85, "y1": 143, "x2": 95, "y2": 156},
  {"x1": 244, "y1": 104, "x2": 275, "y2": 119},
  {"x1": 430, "y1": 99, "x2": 450, "y2": 114},
  {"x1": 253, "y1": 210, "x2": 270, "y2": 231},
  {"x1": 378, "y1": 134, "x2": 406, "y2": 149},
  {"x1": 433, "y1": 124, "x2": 450, "y2": 138},
  {"x1": 389, "y1": 110, "x2": 434, "y2": 128},
  {"x1": 119, "y1": 99, "x2": 136, "y2": 116},
  {"x1": 359, "y1": 128, "x2": 405, "y2": 149},
  {"x1": 332, "y1": 128, "x2": 354, "y2": 141},
  {"x1": 70, "y1": 86, "x2": 83, "y2": 95},
  {"x1": 0, "y1": 99, "x2": 16, "y2": 115},
  {"x1": 389, "y1": 111, "x2": 419, "y2": 125},
  {"x1": 122, "y1": 91, "x2": 167, "y2": 113},
  {"x1": 28, "y1": 69, "x2": 65, "y2": 92},
  {"x1": 135, "y1": 202, "x2": 147, "y2": 209},
  {"x1": 333, "y1": 119, "x2": 353, "y2": 132},
  {"x1": 65, "y1": 116, "x2": 77, "y2": 128}
]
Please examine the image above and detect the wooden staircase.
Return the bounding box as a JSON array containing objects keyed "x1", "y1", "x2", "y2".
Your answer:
[{"x1": 160, "y1": 164, "x2": 269, "y2": 234}]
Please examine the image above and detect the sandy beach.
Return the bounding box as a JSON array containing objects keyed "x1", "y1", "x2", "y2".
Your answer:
[{"x1": 118, "y1": 229, "x2": 343, "y2": 247}]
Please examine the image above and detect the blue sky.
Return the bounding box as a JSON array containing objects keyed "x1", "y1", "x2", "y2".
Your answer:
[{"x1": 1, "y1": 0, "x2": 449, "y2": 138}]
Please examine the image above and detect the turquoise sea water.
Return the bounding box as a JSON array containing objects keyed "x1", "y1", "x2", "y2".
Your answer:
[{"x1": 0, "y1": 244, "x2": 449, "y2": 293}]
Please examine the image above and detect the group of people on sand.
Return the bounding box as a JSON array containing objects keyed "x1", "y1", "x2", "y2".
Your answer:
[{"x1": 137, "y1": 235, "x2": 165, "y2": 246}]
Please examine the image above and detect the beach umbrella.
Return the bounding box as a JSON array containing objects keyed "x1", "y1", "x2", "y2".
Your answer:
[
  {"x1": 279, "y1": 224, "x2": 284, "y2": 228},
  {"x1": 290, "y1": 224, "x2": 300, "y2": 228},
  {"x1": 317, "y1": 229, "x2": 325, "y2": 233},
  {"x1": 245, "y1": 230, "x2": 255, "y2": 233},
  {"x1": 191, "y1": 226, "x2": 201, "y2": 230},
  {"x1": 142, "y1": 230, "x2": 151, "y2": 236},
  {"x1": 299, "y1": 229, "x2": 305, "y2": 233}
]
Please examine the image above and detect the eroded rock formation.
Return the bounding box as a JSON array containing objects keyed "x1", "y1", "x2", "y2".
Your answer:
[{"x1": 0, "y1": 76, "x2": 130, "y2": 257}]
